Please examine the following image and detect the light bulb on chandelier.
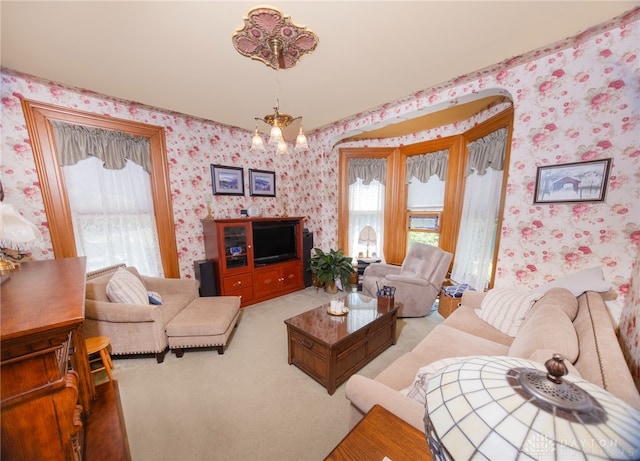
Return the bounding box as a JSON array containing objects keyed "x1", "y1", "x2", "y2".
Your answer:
[{"x1": 251, "y1": 124, "x2": 265, "y2": 151}]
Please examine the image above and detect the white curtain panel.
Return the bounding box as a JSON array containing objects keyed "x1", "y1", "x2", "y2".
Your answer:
[
  {"x1": 63, "y1": 156, "x2": 163, "y2": 276},
  {"x1": 451, "y1": 167, "x2": 503, "y2": 290},
  {"x1": 348, "y1": 178, "x2": 385, "y2": 261}
]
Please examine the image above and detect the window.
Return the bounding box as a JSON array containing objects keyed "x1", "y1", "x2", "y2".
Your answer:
[
  {"x1": 349, "y1": 177, "x2": 385, "y2": 259},
  {"x1": 406, "y1": 170, "x2": 446, "y2": 248},
  {"x1": 21, "y1": 99, "x2": 180, "y2": 277},
  {"x1": 339, "y1": 108, "x2": 513, "y2": 286},
  {"x1": 407, "y1": 212, "x2": 441, "y2": 247},
  {"x1": 63, "y1": 156, "x2": 163, "y2": 275}
]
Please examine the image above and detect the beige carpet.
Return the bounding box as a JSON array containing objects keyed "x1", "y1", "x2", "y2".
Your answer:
[{"x1": 109, "y1": 288, "x2": 443, "y2": 461}]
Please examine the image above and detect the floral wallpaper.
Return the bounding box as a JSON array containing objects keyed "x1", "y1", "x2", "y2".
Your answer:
[{"x1": 1, "y1": 8, "x2": 638, "y2": 381}]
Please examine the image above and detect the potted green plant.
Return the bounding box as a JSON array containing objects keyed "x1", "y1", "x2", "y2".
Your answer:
[{"x1": 308, "y1": 248, "x2": 356, "y2": 294}]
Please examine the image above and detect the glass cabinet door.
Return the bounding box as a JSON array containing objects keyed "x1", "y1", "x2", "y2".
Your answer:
[{"x1": 223, "y1": 224, "x2": 249, "y2": 271}]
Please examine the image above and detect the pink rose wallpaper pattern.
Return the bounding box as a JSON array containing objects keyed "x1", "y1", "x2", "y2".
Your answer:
[{"x1": 1, "y1": 8, "x2": 639, "y2": 384}]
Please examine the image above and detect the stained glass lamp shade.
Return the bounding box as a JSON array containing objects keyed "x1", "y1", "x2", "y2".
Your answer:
[{"x1": 424, "y1": 355, "x2": 640, "y2": 460}]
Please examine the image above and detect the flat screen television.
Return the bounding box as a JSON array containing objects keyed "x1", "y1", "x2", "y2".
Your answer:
[{"x1": 252, "y1": 221, "x2": 298, "y2": 265}]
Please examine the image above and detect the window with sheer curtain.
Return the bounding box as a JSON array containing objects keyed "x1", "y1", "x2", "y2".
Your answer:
[
  {"x1": 52, "y1": 122, "x2": 163, "y2": 276},
  {"x1": 348, "y1": 158, "x2": 386, "y2": 261},
  {"x1": 451, "y1": 128, "x2": 508, "y2": 290}
]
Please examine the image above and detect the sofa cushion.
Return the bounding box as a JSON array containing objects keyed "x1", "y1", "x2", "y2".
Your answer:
[
  {"x1": 531, "y1": 266, "x2": 610, "y2": 297},
  {"x1": 475, "y1": 288, "x2": 542, "y2": 337},
  {"x1": 410, "y1": 325, "x2": 509, "y2": 366},
  {"x1": 508, "y1": 302, "x2": 579, "y2": 363},
  {"x1": 106, "y1": 268, "x2": 149, "y2": 305},
  {"x1": 528, "y1": 287, "x2": 579, "y2": 321}
]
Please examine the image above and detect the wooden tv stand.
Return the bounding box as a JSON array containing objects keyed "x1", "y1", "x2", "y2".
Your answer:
[{"x1": 202, "y1": 217, "x2": 305, "y2": 307}]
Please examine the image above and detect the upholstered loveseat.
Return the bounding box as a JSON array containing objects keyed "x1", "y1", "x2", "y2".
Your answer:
[
  {"x1": 345, "y1": 287, "x2": 640, "y2": 432},
  {"x1": 84, "y1": 264, "x2": 199, "y2": 363}
]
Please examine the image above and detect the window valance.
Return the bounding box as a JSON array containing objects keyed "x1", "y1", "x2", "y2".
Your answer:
[
  {"x1": 51, "y1": 121, "x2": 151, "y2": 174},
  {"x1": 406, "y1": 149, "x2": 449, "y2": 183},
  {"x1": 348, "y1": 158, "x2": 387, "y2": 185},
  {"x1": 465, "y1": 127, "x2": 508, "y2": 176}
]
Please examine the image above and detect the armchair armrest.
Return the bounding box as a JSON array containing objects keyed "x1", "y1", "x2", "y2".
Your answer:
[
  {"x1": 384, "y1": 274, "x2": 430, "y2": 287},
  {"x1": 345, "y1": 375, "x2": 425, "y2": 432},
  {"x1": 139, "y1": 275, "x2": 199, "y2": 297},
  {"x1": 364, "y1": 263, "x2": 401, "y2": 278},
  {"x1": 460, "y1": 290, "x2": 486, "y2": 309},
  {"x1": 85, "y1": 299, "x2": 163, "y2": 323}
]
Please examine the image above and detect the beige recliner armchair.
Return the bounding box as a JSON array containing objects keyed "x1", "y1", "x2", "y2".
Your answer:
[{"x1": 362, "y1": 243, "x2": 452, "y2": 317}]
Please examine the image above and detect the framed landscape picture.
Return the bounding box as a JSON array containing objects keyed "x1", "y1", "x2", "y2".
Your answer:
[
  {"x1": 533, "y1": 158, "x2": 611, "y2": 204},
  {"x1": 249, "y1": 169, "x2": 276, "y2": 197},
  {"x1": 211, "y1": 164, "x2": 245, "y2": 196}
]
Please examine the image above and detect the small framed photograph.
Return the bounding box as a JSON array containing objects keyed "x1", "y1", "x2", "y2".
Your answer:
[
  {"x1": 211, "y1": 164, "x2": 244, "y2": 196},
  {"x1": 249, "y1": 169, "x2": 276, "y2": 197},
  {"x1": 533, "y1": 158, "x2": 611, "y2": 204}
]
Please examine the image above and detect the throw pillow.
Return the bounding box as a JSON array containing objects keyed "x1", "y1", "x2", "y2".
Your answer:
[
  {"x1": 531, "y1": 266, "x2": 610, "y2": 297},
  {"x1": 442, "y1": 283, "x2": 475, "y2": 298},
  {"x1": 475, "y1": 288, "x2": 543, "y2": 337},
  {"x1": 148, "y1": 291, "x2": 163, "y2": 305},
  {"x1": 106, "y1": 268, "x2": 148, "y2": 305},
  {"x1": 400, "y1": 356, "x2": 470, "y2": 406}
]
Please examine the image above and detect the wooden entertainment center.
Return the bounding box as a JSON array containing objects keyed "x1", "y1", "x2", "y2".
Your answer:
[{"x1": 202, "y1": 217, "x2": 305, "y2": 307}]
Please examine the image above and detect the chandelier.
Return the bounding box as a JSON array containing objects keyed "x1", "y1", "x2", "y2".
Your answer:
[{"x1": 232, "y1": 7, "x2": 318, "y2": 154}]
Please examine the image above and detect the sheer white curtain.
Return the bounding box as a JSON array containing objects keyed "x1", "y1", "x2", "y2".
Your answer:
[
  {"x1": 451, "y1": 168, "x2": 503, "y2": 290},
  {"x1": 349, "y1": 178, "x2": 385, "y2": 260},
  {"x1": 62, "y1": 156, "x2": 163, "y2": 276},
  {"x1": 451, "y1": 128, "x2": 508, "y2": 290}
]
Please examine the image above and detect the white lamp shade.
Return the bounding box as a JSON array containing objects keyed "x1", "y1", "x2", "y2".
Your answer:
[
  {"x1": 295, "y1": 127, "x2": 308, "y2": 151},
  {"x1": 358, "y1": 225, "x2": 377, "y2": 245},
  {"x1": 0, "y1": 203, "x2": 42, "y2": 251},
  {"x1": 251, "y1": 129, "x2": 265, "y2": 151},
  {"x1": 425, "y1": 356, "x2": 640, "y2": 460},
  {"x1": 276, "y1": 141, "x2": 288, "y2": 155},
  {"x1": 269, "y1": 126, "x2": 284, "y2": 145}
]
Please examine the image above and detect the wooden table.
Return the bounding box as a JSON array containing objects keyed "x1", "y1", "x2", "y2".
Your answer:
[
  {"x1": 325, "y1": 405, "x2": 433, "y2": 460},
  {"x1": 284, "y1": 293, "x2": 397, "y2": 395}
]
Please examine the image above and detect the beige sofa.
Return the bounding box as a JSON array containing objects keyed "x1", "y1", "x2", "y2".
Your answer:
[
  {"x1": 84, "y1": 264, "x2": 199, "y2": 363},
  {"x1": 345, "y1": 288, "x2": 640, "y2": 432}
]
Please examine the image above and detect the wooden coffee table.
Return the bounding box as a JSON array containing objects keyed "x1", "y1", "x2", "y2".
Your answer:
[{"x1": 284, "y1": 293, "x2": 398, "y2": 395}]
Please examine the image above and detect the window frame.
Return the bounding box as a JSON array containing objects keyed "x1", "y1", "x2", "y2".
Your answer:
[{"x1": 21, "y1": 99, "x2": 180, "y2": 278}]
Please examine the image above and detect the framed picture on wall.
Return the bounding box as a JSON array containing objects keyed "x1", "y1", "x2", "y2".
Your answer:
[
  {"x1": 211, "y1": 164, "x2": 245, "y2": 196},
  {"x1": 533, "y1": 158, "x2": 611, "y2": 204},
  {"x1": 248, "y1": 169, "x2": 276, "y2": 197}
]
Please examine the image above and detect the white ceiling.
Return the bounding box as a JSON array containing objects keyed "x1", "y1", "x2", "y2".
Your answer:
[{"x1": 2, "y1": 1, "x2": 637, "y2": 135}]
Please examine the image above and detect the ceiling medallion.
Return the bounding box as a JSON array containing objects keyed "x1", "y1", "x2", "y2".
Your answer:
[{"x1": 232, "y1": 7, "x2": 318, "y2": 70}]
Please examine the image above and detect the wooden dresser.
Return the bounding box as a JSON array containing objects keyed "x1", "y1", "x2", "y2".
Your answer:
[{"x1": 1, "y1": 257, "x2": 130, "y2": 461}]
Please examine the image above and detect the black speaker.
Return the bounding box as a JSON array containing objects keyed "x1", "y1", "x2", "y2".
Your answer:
[
  {"x1": 194, "y1": 259, "x2": 217, "y2": 297},
  {"x1": 302, "y1": 231, "x2": 314, "y2": 287}
]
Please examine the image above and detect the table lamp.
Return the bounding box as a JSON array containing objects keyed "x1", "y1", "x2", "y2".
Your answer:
[
  {"x1": 358, "y1": 226, "x2": 377, "y2": 258},
  {"x1": 425, "y1": 354, "x2": 640, "y2": 460},
  {"x1": 0, "y1": 202, "x2": 43, "y2": 274}
]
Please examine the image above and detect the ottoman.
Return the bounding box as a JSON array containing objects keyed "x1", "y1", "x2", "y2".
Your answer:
[{"x1": 166, "y1": 296, "x2": 241, "y2": 357}]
